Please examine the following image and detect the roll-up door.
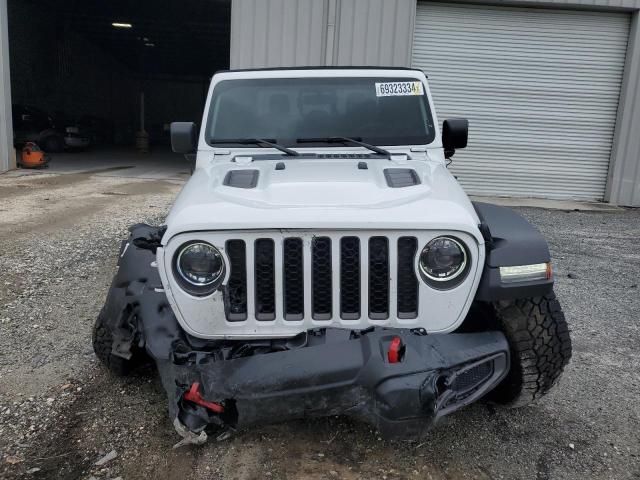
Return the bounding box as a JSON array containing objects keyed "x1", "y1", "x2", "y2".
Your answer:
[{"x1": 412, "y1": 3, "x2": 630, "y2": 199}]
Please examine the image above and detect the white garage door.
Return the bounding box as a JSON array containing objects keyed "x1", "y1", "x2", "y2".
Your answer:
[{"x1": 412, "y1": 3, "x2": 630, "y2": 200}]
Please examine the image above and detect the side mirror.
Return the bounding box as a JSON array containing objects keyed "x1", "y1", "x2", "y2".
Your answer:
[
  {"x1": 170, "y1": 122, "x2": 197, "y2": 154},
  {"x1": 442, "y1": 118, "x2": 469, "y2": 158}
]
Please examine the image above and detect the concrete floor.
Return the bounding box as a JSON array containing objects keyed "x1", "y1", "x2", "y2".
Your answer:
[{"x1": 40, "y1": 146, "x2": 190, "y2": 181}]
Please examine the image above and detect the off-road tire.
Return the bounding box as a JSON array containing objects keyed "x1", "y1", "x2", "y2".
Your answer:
[
  {"x1": 92, "y1": 309, "x2": 132, "y2": 376},
  {"x1": 489, "y1": 292, "x2": 572, "y2": 407}
]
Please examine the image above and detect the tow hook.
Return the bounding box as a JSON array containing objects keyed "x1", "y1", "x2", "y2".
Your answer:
[
  {"x1": 387, "y1": 336, "x2": 405, "y2": 363},
  {"x1": 173, "y1": 383, "x2": 227, "y2": 448},
  {"x1": 183, "y1": 382, "x2": 225, "y2": 413}
]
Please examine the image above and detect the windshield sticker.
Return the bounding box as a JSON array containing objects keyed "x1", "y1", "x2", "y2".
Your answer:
[{"x1": 375, "y1": 81, "x2": 424, "y2": 97}]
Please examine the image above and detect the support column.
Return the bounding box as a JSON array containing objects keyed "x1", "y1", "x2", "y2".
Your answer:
[
  {"x1": 605, "y1": 10, "x2": 640, "y2": 206},
  {"x1": 0, "y1": 0, "x2": 14, "y2": 172}
]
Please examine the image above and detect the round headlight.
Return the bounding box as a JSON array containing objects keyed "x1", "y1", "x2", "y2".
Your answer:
[
  {"x1": 419, "y1": 236, "x2": 469, "y2": 288},
  {"x1": 174, "y1": 241, "x2": 225, "y2": 296}
]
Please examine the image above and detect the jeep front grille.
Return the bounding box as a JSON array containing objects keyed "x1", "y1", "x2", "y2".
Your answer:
[
  {"x1": 254, "y1": 238, "x2": 276, "y2": 320},
  {"x1": 397, "y1": 237, "x2": 419, "y2": 319},
  {"x1": 223, "y1": 234, "x2": 419, "y2": 323},
  {"x1": 312, "y1": 237, "x2": 333, "y2": 320},
  {"x1": 340, "y1": 237, "x2": 361, "y2": 320},
  {"x1": 283, "y1": 238, "x2": 304, "y2": 320},
  {"x1": 225, "y1": 240, "x2": 248, "y2": 321},
  {"x1": 368, "y1": 236, "x2": 390, "y2": 319}
]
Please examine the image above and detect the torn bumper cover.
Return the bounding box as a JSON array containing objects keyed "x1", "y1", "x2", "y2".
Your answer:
[
  {"x1": 104, "y1": 224, "x2": 510, "y2": 441},
  {"x1": 159, "y1": 329, "x2": 509, "y2": 440}
]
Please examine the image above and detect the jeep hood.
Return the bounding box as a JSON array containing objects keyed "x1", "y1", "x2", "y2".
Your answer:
[{"x1": 163, "y1": 158, "x2": 481, "y2": 242}]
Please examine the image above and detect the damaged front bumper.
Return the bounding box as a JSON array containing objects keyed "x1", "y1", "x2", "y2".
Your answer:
[
  {"x1": 160, "y1": 328, "x2": 509, "y2": 441},
  {"x1": 101, "y1": 224, "x2": 509, "y2": 442}
]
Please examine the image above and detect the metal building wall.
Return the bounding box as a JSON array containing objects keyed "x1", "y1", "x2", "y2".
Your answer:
[
  {"x1": 607, "y1": 11, "x2": 640, "y2": 206},
  {"x1": 229, "y1": 0, "x2": 415, "y2": 68},
  {"x1": 0, "y1": 0, "x2": 14, "y2": 173},
  {"x1": 332, "y1": 0, "x2": 416, "y2": 66},
  {"x1": 230, "y1": 0, "x2": 328, "y2": 68}
]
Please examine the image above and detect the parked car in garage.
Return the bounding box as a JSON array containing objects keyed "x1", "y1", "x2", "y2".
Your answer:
[
  {"x1": 12, "y1": 104, "x2": 91, "y2": 152},
  {"x1": 77, "y1": 114, "x2": 115, "y2": 146}
]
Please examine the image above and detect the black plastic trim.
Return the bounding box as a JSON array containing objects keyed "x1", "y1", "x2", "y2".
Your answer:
[
  {"x1": 384, "y1": 168, "x2": 421, "y2": 188},
  {"x1": 225, "y1": 240, "x2": 248, "y2": 321},
  {"x1": 473, "y1": 202, "x2": 550, "y2": 267},
  {"x1": 472, "y1": 202, "x2": 553, "y2": 301},
  {"x1": 223, "y1": 170, "x2": 259, "y2": 189},
  {"x1": 254, "y1": 239, "x2": 276, "y2": 321},
  {"x1": 397, "y1": 237, "x2": 419, "y2": 319},
  {"x1": 216, "y1": 66, "x2": 427, "y2": 76},
  {"x1": 312, "y1": 237, "x2": 333, "y2": 320},
  {"x1": 340, "y1": 237, "x2": 361, "y2": 320},
  {"x1": 369, "y1": 237, "x2": 390, "y2": 319},
  {"x1": 158, "y1": 329, "x2": 507, "y2": 440},
  {"x1": 283, "y1": 238, "x2": 305, "y2": 321}
]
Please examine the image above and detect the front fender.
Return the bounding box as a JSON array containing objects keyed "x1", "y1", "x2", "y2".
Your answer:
[
  {"x1": 472, "y1": 202, "x2": 553, "y2": 301},
  {"x1": 101, "y1": 224, "x2": 185, "y2": 360}
]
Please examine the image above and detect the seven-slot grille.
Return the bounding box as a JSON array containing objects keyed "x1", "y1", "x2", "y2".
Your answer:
[{"x1": 224, "y1": 235, "x2": 419, "y2": 322}]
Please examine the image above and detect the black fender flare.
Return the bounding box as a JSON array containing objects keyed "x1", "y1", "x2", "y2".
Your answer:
[
  {"x1": 472, "y1": 202, "x2": 553, "y2": 301},
  {"x1": 100, "y1": 224, "x2": 186, "y2": 361}
]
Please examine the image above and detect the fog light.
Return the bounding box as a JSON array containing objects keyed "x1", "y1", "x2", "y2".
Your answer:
[{"x1": 499, "y1": 263, "x2": 551, "y2": 283}]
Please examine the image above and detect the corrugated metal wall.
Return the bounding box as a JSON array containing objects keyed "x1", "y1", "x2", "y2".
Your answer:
[
  {"x1": 412, "y1": 3, "x2": 630, "y2": 200},
  {"x1": 607, "y1": 11, "x2": 640, "y2": 206},
  {"x1": 230, "y1": 0, "x2": 328, "y2": 68},
  {"x1": 462, "y1": 0, "x2": 640, "y2": 9},
  {"x1": 423, "y1": 0, "x2": 640, "y2": 206},
  {"x1": 333, "y1": 0, "x2": 416, "y2": 66},
  {"x1": 230, "y1": 0, "x2": 415, "y2": 68}
]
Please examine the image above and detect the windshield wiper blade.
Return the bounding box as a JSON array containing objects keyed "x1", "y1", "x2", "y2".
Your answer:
[
  {"x1": 297, "y1": 137, "x2": 390, "y2": 157},
  {"x1": 210, "y1": 138, "x2": 299, "y2": 156}
]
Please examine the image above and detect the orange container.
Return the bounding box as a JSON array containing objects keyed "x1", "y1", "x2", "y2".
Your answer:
[{"x1": 20, "y1": 142, "x2": 49, "y2": 168}]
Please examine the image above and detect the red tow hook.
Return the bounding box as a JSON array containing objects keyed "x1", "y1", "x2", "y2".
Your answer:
[
  {"x1": 183, "y1": 382, "x2": 224, "y2": 413},
  {"x1": 387, "y1": 336, "x2": 404, "y2": 364}
]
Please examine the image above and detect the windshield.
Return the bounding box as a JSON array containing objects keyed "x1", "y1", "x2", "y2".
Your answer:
[{"x1": 205, "y1": 77, "x2": 436, "y2": 147}]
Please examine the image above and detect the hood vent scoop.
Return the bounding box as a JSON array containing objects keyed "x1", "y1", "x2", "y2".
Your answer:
[
  {"x1": 384, "y1": 168, "x2": 421, "y2": 188},
  {"x1": 223, "y1": 170, "x2": 259, "y2": 189}
]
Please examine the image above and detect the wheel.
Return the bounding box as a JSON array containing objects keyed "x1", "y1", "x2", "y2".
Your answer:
[
  {"x1": 41, "y1": 135, "x2": 64, "y2": 153},
  {"x1": 92, "y1": 308, "x2": 134, "y2": 376},
  {"x1": 489, "y1": 292, "x2": 572, "y2": 407}
]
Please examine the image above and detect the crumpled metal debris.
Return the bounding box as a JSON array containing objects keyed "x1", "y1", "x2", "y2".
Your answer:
[{"x1": 172, "y1": 418, "x2": 207, "y2": 449}]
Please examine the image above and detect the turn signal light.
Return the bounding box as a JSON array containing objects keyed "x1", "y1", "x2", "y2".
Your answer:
[{"x1": 499, "y1": 262, "x2": 551, "y2": 284}]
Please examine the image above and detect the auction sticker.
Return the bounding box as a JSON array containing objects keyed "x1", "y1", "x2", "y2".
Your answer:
[{"x1": 375, "y1": 81, "x2": 424, "y2": 97}]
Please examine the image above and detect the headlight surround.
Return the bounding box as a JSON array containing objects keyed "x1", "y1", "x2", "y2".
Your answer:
[
  {"x1": 419, "y1": 236, "x2": 470, "y2": 289},
  {"x1": 173, "y1": 241, "x2": 225, "y2": 296}
]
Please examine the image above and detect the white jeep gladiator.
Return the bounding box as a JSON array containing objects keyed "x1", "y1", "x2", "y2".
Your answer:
[{"x1": 93, "y1": 67, "x2": 572, "y2": 443}]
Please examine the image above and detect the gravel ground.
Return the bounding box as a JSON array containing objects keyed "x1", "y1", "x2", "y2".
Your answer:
[{"x1": 0, "y1": 169, "x2": 638, "y2": 480}]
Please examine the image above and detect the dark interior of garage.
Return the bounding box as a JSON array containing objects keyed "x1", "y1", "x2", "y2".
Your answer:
[{"x1": 7, "y1": 0, "x2": 231, "y2": 157}]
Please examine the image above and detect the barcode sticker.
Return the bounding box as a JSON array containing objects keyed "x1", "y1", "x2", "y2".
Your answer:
[{"x1": 375, "y1": 82, "x2": 424, "y2": 97}]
